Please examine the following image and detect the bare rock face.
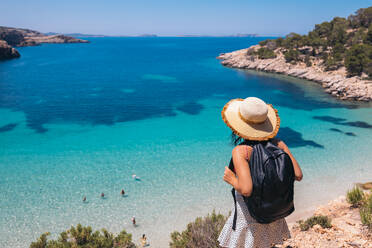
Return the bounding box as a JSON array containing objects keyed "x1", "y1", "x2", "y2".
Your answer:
[
  {"x1": 0, "y1": 40, "x2": 20, "y2": 60},
  {"x1": 218, "y1": 46, "x2": 372, "y2": 102}
]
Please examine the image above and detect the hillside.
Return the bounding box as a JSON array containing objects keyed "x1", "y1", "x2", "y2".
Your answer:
[
  {"x1": 0, "y1": 26, "x2": 89, "y2": 60},
  {"x1": 218, "y1": 6, "x2": 372, "y2": 101}
]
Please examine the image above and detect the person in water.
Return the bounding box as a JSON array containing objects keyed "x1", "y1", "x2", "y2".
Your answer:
[
  {"x1": 83, "y1": 196, "x2": 86, "y2": 202},
  {"x1": 121, "y1": 189, "x2": 125, "y2": 196},
  {"x1": 132, "y1": 216, "x2": 136, "y2": 226},
  {"x1": 140, "y1": 234, "x2": 148, "y2": 247},
  {"x1": 101, "y1": 193, "x2": 105, "y2": 198},
  {"x1": 218, "y1": 97, "x2": 303, "y2": 248}
]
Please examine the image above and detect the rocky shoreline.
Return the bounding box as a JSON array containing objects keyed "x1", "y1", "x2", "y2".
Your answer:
[
  {"x1": 0, "y1": 40, "x2": 20, "y2": 60},
  {"x1": 0, "y1": 26, "x2": 89, "y2": 60},
  {"x1": 218, "y1": 45, "x2": 372, "y2": 102}
]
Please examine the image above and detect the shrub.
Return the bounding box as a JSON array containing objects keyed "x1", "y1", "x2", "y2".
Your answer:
[
  {"x1": 348, "y1": 7, "x2": 372, "y2": 28},
  {"x1": 325, "y1": 57, "x2": 341, "y2": 71},
  {"x1": 246, "y1": 47, "x2": 256, "y2": 56},
  {"x1": 365, "y1": 24, "x2": 372, "y2": 45},
  {"x1": 256, "y1": 47, "x2": 277, "y2": 59},
  {"x1": 347, "y1": 186, "x2": 365, "y2": 207},
  {"x1": 259, "y1": 39, "x2": 269, "y2": 46},
  {"x1": 169, "y1": 210, "x2": 227, "y2": 248},
  {"x1": 360, "y1": 193, "x2": 372, "y2": 230},
  {"x1": 266, "y1": 40, "x2": 277, "y2": 50},
  {"x1": 331, "y1": 43, "x2": 346, "y2": 61},
  {"x1": 345, "y1": 44, "x2": 372, "y2": 76},
  {"x1": 305, "y1": 55, "x2": 312, "y2": 67},
  {"x1": 284, "y1": 49, "x2": 300, "y2": 63},
  {"x1": 275, "y1": 37, "x2": 284, "y2": 47},
  {"x1": 30, "y1": 224, "x2": 136, "y2": 248},
  {"x1": 298, "y1": 215, "x2": 332, "y2": 231},
  {"x1": 364, "y1": 62, "x2": 372, "y2": 78}
]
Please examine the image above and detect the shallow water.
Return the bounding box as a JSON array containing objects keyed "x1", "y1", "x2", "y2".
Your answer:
[{"x1": 0, "y1": 37, "x2": 372, "y2": 247}]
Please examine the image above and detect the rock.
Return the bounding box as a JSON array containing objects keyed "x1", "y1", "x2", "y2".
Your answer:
[
  {"x1": 362, "y1": 182, "x2": 372, "y2": 190},
  {"x1": 0, "y1": 26, "x2": 89, "y2": 61},
  {"x1": 218, "y1": 45, "x2": 372, "y2": 102},
  {"x1": 0, "y1": 40, "x2": 20, "y2": 60},
  {"x1": 25, "y1": 34, "x2": 89, "y2": 44},
  {"x1": 277, "y1": 196, "x2": 372, "y2": 248},
  {"x1": 357, "y1": 182, "x2": 372, "y2": 190}
]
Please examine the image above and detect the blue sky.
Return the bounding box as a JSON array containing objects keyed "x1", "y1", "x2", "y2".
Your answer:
[{"x1": 1, "y1": 0, "x2": 371, "y2": 36}]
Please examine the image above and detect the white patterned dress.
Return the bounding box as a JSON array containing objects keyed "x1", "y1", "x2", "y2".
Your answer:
[{"x1": 218, "y1": 191, "x2": 290, "y2": 248}]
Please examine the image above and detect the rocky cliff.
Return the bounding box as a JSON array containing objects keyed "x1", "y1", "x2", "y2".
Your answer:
[
  {"x1": 0, "y1": 26, "x2": 89, "y2": 60},
  {"x1": 218, "y1": 46, "x2": 372, "y2": 102},
  {"x1": 0, "y1": 40, "x2": 20, "y2": 60}
]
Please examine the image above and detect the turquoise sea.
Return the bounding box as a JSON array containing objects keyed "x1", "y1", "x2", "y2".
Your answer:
[{"x1": 1, "y1": 37, "x2": 372, "y2": 247}]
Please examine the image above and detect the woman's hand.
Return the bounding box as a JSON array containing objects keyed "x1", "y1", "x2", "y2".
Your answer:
[{"x1": 223, "y1": 166, "x2": 237, "y2": 187}]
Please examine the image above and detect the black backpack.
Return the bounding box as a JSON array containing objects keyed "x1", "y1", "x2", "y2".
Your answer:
[{"x1": 228, "y1": 140, "x2": 295, "y2": 230}]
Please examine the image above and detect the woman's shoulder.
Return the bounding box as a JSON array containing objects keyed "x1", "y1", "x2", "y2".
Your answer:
[{"x1": 232, "y1": 144, "x2": 253, "y2": 160}]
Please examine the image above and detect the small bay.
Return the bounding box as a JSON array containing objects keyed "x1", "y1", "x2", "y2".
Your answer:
[{"x1": 0, "y1": 37, "x2": 372, "y2": 247}]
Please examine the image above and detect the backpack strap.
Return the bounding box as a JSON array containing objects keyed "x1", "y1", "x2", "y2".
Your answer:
[
  {"x1": 230, "y1": 144, "x2": 252, "y2": 231},
  {"x1": 231, "y1": 188, "x2": 237, "y2": 231}
]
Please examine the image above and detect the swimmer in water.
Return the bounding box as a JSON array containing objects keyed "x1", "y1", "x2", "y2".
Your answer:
[
  {"x1": 121, "y1": 189, "x2": 125, "y2": 196},
  {"x1": 101, "y1": 193, "x2": 105, "y2": 198},
  {"x1": 132, "y1": 174, "x2": 141, "y2": 180},
  {"x1": 140, "y1": 234, "x2": 148, "y2": 247}
]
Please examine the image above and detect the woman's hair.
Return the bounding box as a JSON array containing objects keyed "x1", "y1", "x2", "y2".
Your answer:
[
  {"x1": 230, "y1": 132, "x2": 276, "y2": 146},
  {"x1": 231, "y1": 132, "x2": 244, "y2": 146}
]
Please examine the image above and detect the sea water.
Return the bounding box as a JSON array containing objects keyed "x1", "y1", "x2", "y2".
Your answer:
[{"x1": 0, "y1": 37, "x2": 372, "y2": 247}]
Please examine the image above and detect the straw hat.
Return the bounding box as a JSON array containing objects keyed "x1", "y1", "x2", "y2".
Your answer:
[{"x1": 221, "y1": 97, "x2": 280, "y2": 141}]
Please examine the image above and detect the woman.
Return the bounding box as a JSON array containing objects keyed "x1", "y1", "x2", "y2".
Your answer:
[{"x1": 218, "y1": 97, "x2": 303, "y2": 248}]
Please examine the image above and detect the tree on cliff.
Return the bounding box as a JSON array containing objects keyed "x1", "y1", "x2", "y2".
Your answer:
[
  {"x1": 257, "y1": 6, "x2": 372, "y2": 77},
  {"x1": 345, "y1": 44, "x2": 372, "y2": 76}
]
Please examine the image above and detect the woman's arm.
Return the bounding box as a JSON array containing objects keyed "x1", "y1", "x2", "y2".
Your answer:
[
  {"x1": 277, "y1": 140, "x2": 303, "y2": 181},
  {"x1": 223, "y1": 145, "x2": 253, "y2": 196}
]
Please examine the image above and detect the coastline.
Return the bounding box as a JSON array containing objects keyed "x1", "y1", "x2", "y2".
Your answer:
[
  {"x1": 1, "y1": 37, "x2": 372, "y2": 247},
  {"x1": 217, "y1": 46, "x2": 372, "y2": 102},
  {"x1": 0, "y1": 26, "x2": 89, "y2": 60}
]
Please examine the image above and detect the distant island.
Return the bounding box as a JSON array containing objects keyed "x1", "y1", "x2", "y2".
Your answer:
[
  {"x1": 176, "y1": 33, "x2": 258, "y2": 37},
  {"x1": 44, "y1": 32, "x2": 107, "y2": 38},
  {"x1": 0, "y1": 26, "x2": 89, "y2": 60},
  {"x1": 46, "y1": 33, "x2": 159, "y2": 38},
  {"x1": 45, "y1": 33, "x2": 257, "y2": 38},
  {"x1": 218, "y1": 6, "x2": 372, "y2": 102}
]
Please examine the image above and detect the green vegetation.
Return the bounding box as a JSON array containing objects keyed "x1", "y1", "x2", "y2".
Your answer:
[
  {"x1": 257, "y1": 6, "x2": 372, "y2": 76},
  {"x1": 345, "y1": 186, "x2": 372, "y2": 231},
  {"x1": 346, "y1": 186, "x2": 364, "y2": 207},
  {"x1": 256, "y1": 47, "x2": 277, "y2": 59},
  {"x1": 30, "y1": 186, "x2": 372, "y2": 248},
  {"x1": 297, "y1": 215, "x2": 332, "y2": 231},
  {"x1": 284, "y1": 49, "x2": 300, "y2": 63},
  {"x1": 305, "y1": 55, "x2": 312, "y2": 67},
  {"x1": 359, "y1": 191, "x2": 372, "y2": 230},
  {"x1": 169, "y1": 210, "x2": 226, "y2": 248},
  {"x1": 30, "y1": 224, "x2": 136, "y2": 248},
  {"x1": 345, "y1": 44, "x2": 372, "y2": 77}
]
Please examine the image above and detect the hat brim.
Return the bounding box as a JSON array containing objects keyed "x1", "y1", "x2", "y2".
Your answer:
[{"x1": 221, "y1": 99, "x2": 280, "y2": 141}]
